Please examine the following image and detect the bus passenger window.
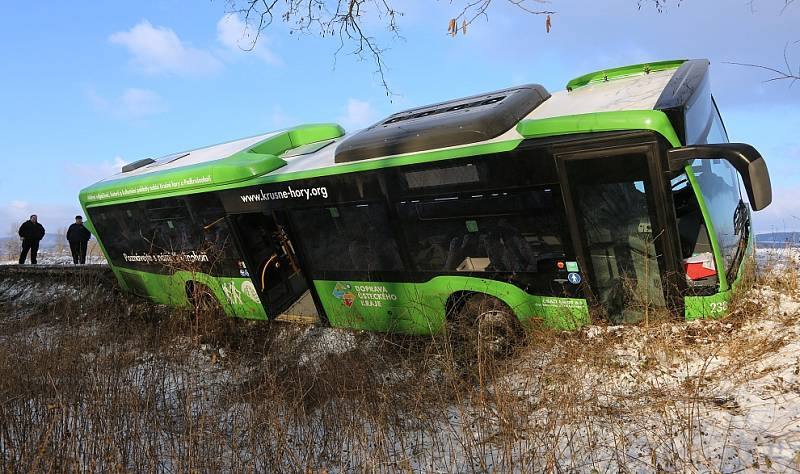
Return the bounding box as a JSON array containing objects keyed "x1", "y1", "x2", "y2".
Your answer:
[
  {"x1": 395, "y1": 188, "x2": 568, "y2": 287},
  {"x1": 89, "y1": 203, "x2": 150, "y2": 261},
  {"x1": 290, "y1": 204, "x2": 404, "y2": 277},
  {"x1": 89, "y1": 194, "x2": 241, "y2": 276},
  {"x1": 185, "y1": 194, "x2": 236, "y2": 258}
]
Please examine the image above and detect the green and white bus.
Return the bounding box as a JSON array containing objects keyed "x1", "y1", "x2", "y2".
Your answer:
[{"x1": 80, "y1": 59, "x2": 772, "y2": 336}]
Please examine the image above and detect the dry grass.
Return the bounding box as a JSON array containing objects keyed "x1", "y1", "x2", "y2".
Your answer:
[{"x1": 1, "y1": 250, "x2": 799, "y2": 472}]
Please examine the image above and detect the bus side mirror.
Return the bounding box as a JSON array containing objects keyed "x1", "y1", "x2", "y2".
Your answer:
[{"x1": 667, "y1": 143, "x2": 773, "y2": 211}]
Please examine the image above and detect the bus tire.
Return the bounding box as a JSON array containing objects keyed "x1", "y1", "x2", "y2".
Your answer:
[{"x1": 453, "y1": 294, "x2": 521, "y2": 359}]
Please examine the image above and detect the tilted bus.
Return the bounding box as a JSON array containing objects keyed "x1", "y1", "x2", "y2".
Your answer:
[{"x1": 79, "y1": 59, "x2": 772, "y2": 339}]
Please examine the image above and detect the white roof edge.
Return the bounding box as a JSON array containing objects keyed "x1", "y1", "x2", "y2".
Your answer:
[
  {"x1": 528, "y1": 69, "x2": 676, "y2": 121},
  {"x1": 101, "y1": 130, "x2": 283, "y2": 183}
]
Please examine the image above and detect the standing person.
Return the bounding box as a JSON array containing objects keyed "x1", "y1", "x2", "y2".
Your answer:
[
  {"x1": 66, "y1": 215, "x2": 92, "y2": 265},
  {"x1": 18, "y1": 214, "x2": 46, "y2": 265}
]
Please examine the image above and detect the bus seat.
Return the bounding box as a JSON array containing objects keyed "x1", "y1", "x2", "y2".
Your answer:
[
  {"x1": 480, "y1": 232, "x2": 509, "y2": 271},
  {"x1": 445, "y1": 234, "x2": 477, "y2": 271},
  {"x1": 444, "y1": 235, "x2": 466, "y2": 271}
]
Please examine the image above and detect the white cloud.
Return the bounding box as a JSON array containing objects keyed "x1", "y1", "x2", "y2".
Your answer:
[
  {"x1": 338, "y1": 98, "x2": 377, "y2": 130},
  {"x1": 110, "y1": 20, "x2": 223, "y2": 76},
  {"x1": 269, "y1": 106, "x2": 297, "y2": 128},
  {"x1": 87, "y1": 87, "x2": 166, "y2": 119},
  {"x1": 120, "y1": 88, "x2": 165, "y2": 117},
  {"x1": 64, "y1": 156, "x2": 128, "y2": 186},
  {"x1": 216, "y1": 14, "x2": 282, "y2": 66}
]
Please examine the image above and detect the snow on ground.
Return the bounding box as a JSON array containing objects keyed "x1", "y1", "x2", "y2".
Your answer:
[
  {"x1": 0, "y1": 270, "x2": 108, "y2": 309},
  {"x1": 365, "y1": 249, "x2": 800, "y2": 472},
  {"x1": 1, "y1": 250, "x2": 106, "y2": 265},
  {"x1": 1, "y1": 248, "x2": 799, "y2": 471},
  {"x1": 757, "y1": 246, "x2": 800, "y2": 272},
  {"x1": 194, "y1": 272, "x2": 800, "y2": 472},
  {"x1": 536, "y1": 285, "x2": 800, "y2": 472}
]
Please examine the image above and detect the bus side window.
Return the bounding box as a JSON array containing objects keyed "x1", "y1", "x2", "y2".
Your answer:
[
  {"x1": 692, "y1": 159, "x2": 748, "y2": 284},
  {"x1": 88, "y1": 202, "x2": 149, "y2": 263},
  {"x1": 184, "y1": 194, "x2": 236, "y2": 259},
  {"x1": 702, "y1": 97, "x2": 729, "y2": 145},
  {"x1": 143, "y1": 198, "x2": 190, "y2": 252},
  {"x1": 395, "y1": 188, "x2": 567, "y2": 277},
  {"x1": 671, "y1": 173, "x2": 717, "y2": 287},
  {"x1": 290, "y1": 203, "x2": 404, "y2": 278}
]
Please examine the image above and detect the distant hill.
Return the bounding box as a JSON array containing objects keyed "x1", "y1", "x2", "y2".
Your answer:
[{"x1": 756, "y1": 232, "x2": 800, "y2": 248}]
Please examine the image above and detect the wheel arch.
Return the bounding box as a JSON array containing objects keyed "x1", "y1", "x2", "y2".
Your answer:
[
  {"x1": 444, "y1": 288, "x2": 521, "y2": 321},
  {"x1": 176, "y1": 272, "x2": 230, "y2": 314},
  {"x1": 430, "y1": 276, "x2": 589, "y2": 330}
]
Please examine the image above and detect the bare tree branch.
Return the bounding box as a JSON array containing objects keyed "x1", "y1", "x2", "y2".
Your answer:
[
  {"x1": 223, "y1": 0, "x2": 556, "y2": 97},
  {"x1": 636, "y1": 0, "x2": 682, "y2": 13},
  {"x1": 225, "y1": 0, "x2": 402, "y2": 96},
  {"x1": 639, "y1": 0, "x2": 798, "y2": 90},
  {"x1": 639, "y1": 0, "x2": 795, "y2": 13},
  {"x1": 724, "y1": 41, "x2": 800, "y2": 88},
  {"x1": 749, "y1": 0, "x2": 797, "y2": 14},
  {"x1": 450, "y1": 0, "x2": 554, "y2": 32}
]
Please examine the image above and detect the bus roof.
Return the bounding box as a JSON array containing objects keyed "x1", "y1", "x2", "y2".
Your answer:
[
  {"x1": 111, "y1": 132, "x2": 279, "y2": 179},
  {"x1": 81, "y1": 59, "x2": 707, "y2": 207},
  {"x1": 530, "y1": 68, "x2": 677, "y2": 120}
]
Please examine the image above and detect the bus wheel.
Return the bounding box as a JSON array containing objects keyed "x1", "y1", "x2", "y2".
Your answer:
[{"x1": 455, "y1": 294, "x2": 521, "y2": 359}]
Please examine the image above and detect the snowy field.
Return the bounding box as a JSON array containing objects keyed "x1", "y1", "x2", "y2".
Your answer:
[
  {"x1": 758, "y1": 246, "x2": 800, "y2": 271},
  {"x1": 0, "y1": 248, "x2": 798, "y2": 471},
  {"x1": 0, "y1": 249, "x2": 106, "y2": 266}
]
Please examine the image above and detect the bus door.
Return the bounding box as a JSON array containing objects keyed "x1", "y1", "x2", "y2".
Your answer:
[
  {"x1": 229, "y1": 212, "x2": 315, "y2": 320},
  {"x1": 557, "y1": 145, "x2": 671, "y2": 324}
]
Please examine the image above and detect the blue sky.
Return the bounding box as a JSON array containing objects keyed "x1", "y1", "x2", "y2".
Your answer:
[{"x1": 0, "y1": 0, "x2": 798, "y2": 235}]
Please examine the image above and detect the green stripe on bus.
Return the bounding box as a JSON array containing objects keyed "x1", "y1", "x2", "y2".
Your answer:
[
  {"x1": 82, "y1": 139, "x2": 524, "y2": 208},
  {"x1": 565, "y1": 59, "x2": 687, "y2": 91},
  {"x1": 80, "y1": 123, "x2": 344, "y2": 206},
  {"x1": 314, "y1": 277, "x2": 590, "y2": 336}
]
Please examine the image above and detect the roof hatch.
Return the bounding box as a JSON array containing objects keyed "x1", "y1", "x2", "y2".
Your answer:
[
  {"x1": 334, "y1": 84, "x2": 550, "y2": 163},
  {"x1": 121, "y1": 158, "x2": 155, "y2": 173}
]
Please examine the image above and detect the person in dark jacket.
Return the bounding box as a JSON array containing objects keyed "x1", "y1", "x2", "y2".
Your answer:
[
  {"x1": 66, "y1": 215, "x2": 92, "y2": 265},
  {"x1": 18, "y1": 214, "x2": 46, "y2": 264}
]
